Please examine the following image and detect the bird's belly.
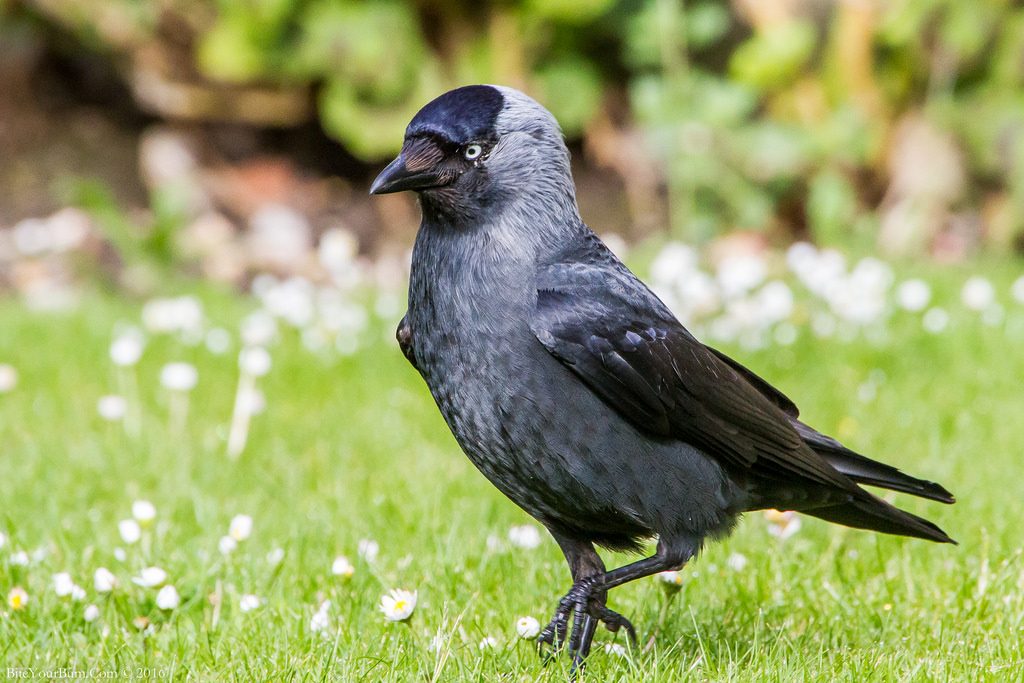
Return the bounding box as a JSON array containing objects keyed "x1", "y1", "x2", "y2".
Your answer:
[{"x1": 414, "y1": 328, "x2": 738, "y2": 541}]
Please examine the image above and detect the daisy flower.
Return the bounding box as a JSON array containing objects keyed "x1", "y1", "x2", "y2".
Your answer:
[
  {"x1": 508, "y1": 524, "x2": 542, "y2": 549},
  {"x1": 109, "y1": 334, "x2": 143, "y2": 367},
  {"x1": 218, "y1": 536, "x2": 237, "y2": 555},
  {"x1": 604, "y1": 642, "x2": 628, "y2": 658},
  {"x1": 156, "y1": 585, "x2": 180, "y2": 610},
  {"x1": 358, "y1": 539, "x2": 379, "y2": 562},
  {"x1": 97, "y1": 395, "x2": 127, "y2": 421},
  {"x1": 53, "y1": 572, "x2": 76, "y2": 597},
  {"x1": 229, "y1": 514, "x2": 253, "y2": 542},
  {"x1": 239, "y1": 594, "x2": 262, "y2": 612},
  {"x1": 727, "y1": 552, "x2": 749, "y2": 571},
  {"x1": 764, "y1": 509, "x2": 802, "y2": 540},
  {"x1": 118, "y1": 519, "x2": 141, "y2": 544},
  {"x1": 94, "y1": 567, "x2": 118, "y2": 593},
  {"x1": 160, "y1": 363, "x2": 198, "y2": 392},
  {"x1": 266, "y1": 548, "x2": 285, "y2": 566},
  {"x1": 310, "y1": 600, "x2": 332, "y2": 633},
  {"x1": 0, "y1": 364, "x2": 18, "y2": 393},
  {"x1": 132, "y1": 566, "x2": 168, "y2": 588},
  {"x1": 7, "y1": 586, "x2": 28, "y2": 610},
  {"x1": 379, "y1": 589, "x2": 417, "y2": 622},
  {"x1": 331, "y1": 555, "x2": 355, "y2": 579},
  {"x1": 132, "y1": 500, "x2": 157, "y2": 525},
  {"x1": 656, "y1": 570, "x2": 684, "y2": 595},
  {"x1": 515, "y1": 616, "x2": 540, "y2": 639},
  {"x1": 962, "y1": 277, "x2": 995, "y2": 311}
]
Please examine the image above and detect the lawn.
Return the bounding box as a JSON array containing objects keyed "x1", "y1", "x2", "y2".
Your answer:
[{"x1": 0, "y1": 257, "x2": 1022, "y2": 682}]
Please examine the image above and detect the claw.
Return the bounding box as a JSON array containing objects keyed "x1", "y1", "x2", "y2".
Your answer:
[
  {"x1": 591, "y1": 603, "x2": 637, "y2": 645},
  {"x1": 538, "y1": 575, "x2": 636, "y2": 671}
]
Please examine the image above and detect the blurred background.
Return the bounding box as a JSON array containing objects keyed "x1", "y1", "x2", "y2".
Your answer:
[{"x1": 2, "y1": 0, "x2": 1023, "y2": 302}]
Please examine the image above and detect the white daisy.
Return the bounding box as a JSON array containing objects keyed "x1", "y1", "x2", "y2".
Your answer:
[
  {"x1": 764, "y1": 509, "x2": 802, "y2": 540},
  {"x1": 229, "y1": 514, "x2": 253, "y2": 542},
  {"x1": 109, "y1": 334, "x2": 143, "y2": 366},
  {"x1": 310, "y1": 600, "x2": 332, "y2": 633},
  {"x1": 7, "y1": 586, "x2": 28, "y2": 610},
  {"x1": 156, "y1": 585, "x2": 180, "y2": 610},
  {"x1": 656, "y1": 570, "x2": 684, "y2": 594},
  {"x1": 0, "y1": 364, "x2": 18, "y2": 393},
  {"x1": 132, "y1": 566, "x2": 168, "y2": 588},
  {"x1": 358, "y1": 538, "x2": 379, "y2": 562},
  {"x1": 239, "y1": 347, "x2": 272, "y2": 377},
  {"x1": 508, "y1": 524, "x2": 542, "y2": 549},
  {"x1": 727, "y1": 552, "x2": 749, "y2": 571},
  {"x1": 53, "y1": 572, "x2": 76, "y2": 597},
  {"x1": 132, "y1": 500, "x2": 156, "y2": 525},
  {"x1": 94, "y1": 567, "x2": 118, "y2": 593},
  {"x1": 118, "y1": 519, "x2": 141, "y2": 544},
  {"x1": 97, "y1": 395, "x2": 127, "y2": 421},
  {"x1": 239, "y1": 594, "x2": 262, "y2": 612},
  {"x1": 896, "y1": 279, "x2": 931, "y2": 312},
  {"x1": 160, "y1": 362, "x2": 198, "y2": 392},
  {"x1": 962, "y1": 276, "x2": 995, "y2": 311},
  {"x1": 379, "y1": 589, "x2": 417, "y2": 622},
  {"x1": 604, "y1": 642, "x2": 628, "y2": 657},
  {"x1": 515, "y1": 616, "x2": 540, "y2": 639},
  {"x1": 331, "y1": 555, "x2": 355, "y2": 579},
  {"x1": 218, "y1": 536, "x2": 237, "y2": 555}
]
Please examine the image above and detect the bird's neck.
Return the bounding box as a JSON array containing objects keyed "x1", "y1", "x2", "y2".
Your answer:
[{"x1": 408, "y1": 208, "x2": 588, "y2": 331}]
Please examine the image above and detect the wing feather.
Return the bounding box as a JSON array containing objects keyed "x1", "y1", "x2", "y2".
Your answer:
[{"x1": 532, "y1": 264, "x2": 852, "y2": 490}]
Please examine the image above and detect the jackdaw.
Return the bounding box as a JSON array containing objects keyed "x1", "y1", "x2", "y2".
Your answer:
[{"x1": 370, "y1": 85, "x2": 954, "y2": 670}]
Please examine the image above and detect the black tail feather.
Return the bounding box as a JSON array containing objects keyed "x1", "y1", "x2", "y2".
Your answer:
[
  {"x1": 793, "y1": 420, "x2": 955, "y2": 504},
  {"x1": 806, "y1": 494, "x2": 956, "y2": 544}
]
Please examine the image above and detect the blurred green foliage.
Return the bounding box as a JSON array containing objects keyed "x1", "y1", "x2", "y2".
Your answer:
[{"x1": 10, "y1": 0, "x2": 1024, "y2": 245}]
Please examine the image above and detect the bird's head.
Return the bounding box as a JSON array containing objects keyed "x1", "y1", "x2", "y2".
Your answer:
[{"x1": 370, "y1": 85, "x2": 578, "y2": 223}]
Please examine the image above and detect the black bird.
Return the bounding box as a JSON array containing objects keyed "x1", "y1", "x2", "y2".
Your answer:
[{"x1": 371, "y1": 85, "x2": 955, "y2": 670}]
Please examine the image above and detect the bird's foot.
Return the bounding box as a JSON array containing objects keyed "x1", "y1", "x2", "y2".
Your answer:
[
  {"x1": 537, "y1": 576, "x2": 635, "y2": 669},
  {"x1": 591, "y1": 603, "x2": 637, "y2": 644}
]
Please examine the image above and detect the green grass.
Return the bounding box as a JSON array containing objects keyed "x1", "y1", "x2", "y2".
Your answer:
[{"x1": 1, "y1": 262, "x2": 1022, "y2": 681}]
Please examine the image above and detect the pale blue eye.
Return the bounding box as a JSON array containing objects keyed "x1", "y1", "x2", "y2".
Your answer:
[{"x1": 464, "y1": 144, "x2": 483, "y2": 160}]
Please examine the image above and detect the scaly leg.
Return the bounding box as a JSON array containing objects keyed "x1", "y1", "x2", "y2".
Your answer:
[{"x1": 542, "y1": 538, "x2": 696, "y2": 674}]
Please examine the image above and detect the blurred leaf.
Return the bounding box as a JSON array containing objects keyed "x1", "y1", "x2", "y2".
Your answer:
[
  {"x1": 295, "y1": 0, "x2": 425, "y2": 98},
  {"x1": 807, "y1": 168, "x2": 859, "y2": 244},
  {"x1": 196, "y1": 15, "x2": 267, "y2": 81},
  {"x1": 319, "y1": 64, "x2": 444, "y2": 161},
  {"x1": 62, "y1": 178, "x2": 178, "y2": 270},
  {"x1": 737, "y1": 123, "x2": 812, "y2": 181},
  {"x1": 940, "y1": 1, "x2": 996, "y2": 64},
  {"x1": 730, "y1": 21, "x2": 816, "y2": 91},
  {"x1": 877, "y1": 0, "x2": 941, "y2": 47},
  {"x1": 687, "y1": 2, "x2": 731, "y2": 50},
  {"x1": 534, "y1": 58, "x2": 602, "y2": 135},
  {"x1": 526, "y1": 0, "x2": 615, "y2": 24}
]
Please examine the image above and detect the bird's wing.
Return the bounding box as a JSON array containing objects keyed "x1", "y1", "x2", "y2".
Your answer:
[
  {"x1": 396, "y1": 313, "x2": 418, "y2": 369},
  {"x1": 532, "y1": 261, "x2": 850, "y2": 489},
  {"x1": 705, "y1": 347, "x2": 799, "y2": 418}
]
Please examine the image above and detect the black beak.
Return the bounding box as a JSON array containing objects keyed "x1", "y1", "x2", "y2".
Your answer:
[
  {"x1": 370, "y1": 139, "x2": 452, "y2": 195},
  {"x1": 370, "y1": 155, "x2": 416, "y2": 195}
]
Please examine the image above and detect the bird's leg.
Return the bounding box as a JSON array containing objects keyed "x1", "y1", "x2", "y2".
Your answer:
[
  {"x1": 560, "y1": 539, "x2": 697, "y2": 672},
  {"x1": 539, "y1": 534, "x2": 639, "y2": 670},
  {"x1": 539, "y1": 534, "x2": 606, "y2": 657}
]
